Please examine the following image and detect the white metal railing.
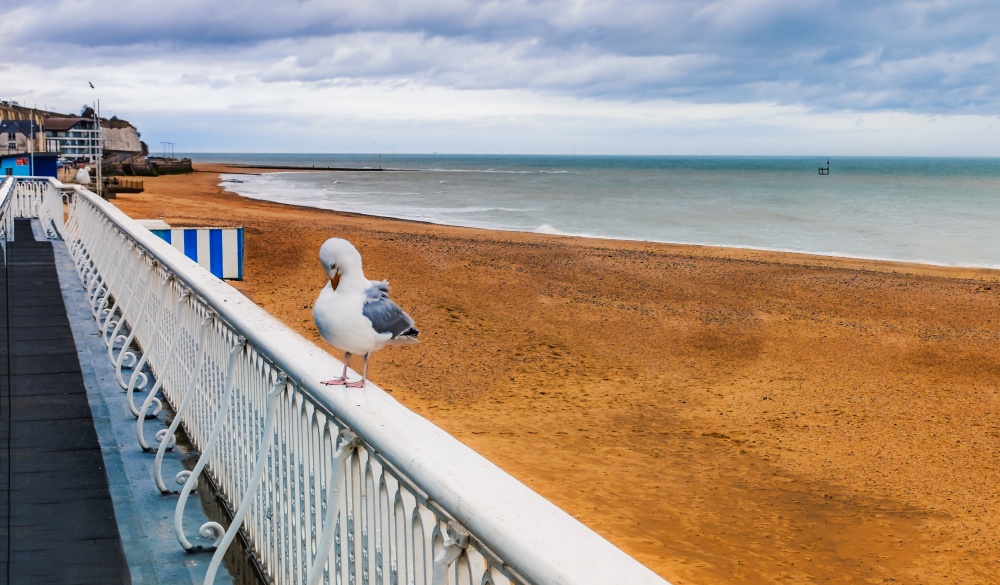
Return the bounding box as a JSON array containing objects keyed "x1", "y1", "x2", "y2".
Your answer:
[
  {"x1": 3, "y1": 176, "x2": 670, "y2": 585},
  {"x1": 0, "y1": 177, "x2": 13, "y2": 236},
  {"x1": 0, "y1": 176, "x2": 65, "y2": 239}
]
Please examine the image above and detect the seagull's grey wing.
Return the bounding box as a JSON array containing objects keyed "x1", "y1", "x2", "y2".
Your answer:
[{"x1": 362, "y1": 281, "x2": 419, "y2": 338}]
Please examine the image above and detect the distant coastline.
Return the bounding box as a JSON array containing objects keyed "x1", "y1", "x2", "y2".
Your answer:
[{"x1": 220, "y1": 163, "x2": 412, "y2": 172}]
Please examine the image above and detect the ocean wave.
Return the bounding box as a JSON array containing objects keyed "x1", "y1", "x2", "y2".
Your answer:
[
  {"x1": 411, "y1": 168, "x2": 534, "y2": 174},
  {"x1": 535, "y1": 224, "x2": 569, "y2": 235},
  {"x1": 448, "y1": 206, "x2": 535, "y2": 214},
  {"x1": 320, "y1": 189, "x2": 423, "y2": 197}
]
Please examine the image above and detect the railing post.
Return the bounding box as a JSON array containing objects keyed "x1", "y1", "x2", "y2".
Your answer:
[
  {"x1": 103, "y1": 242, "x2": 138, "y2": 360},
  {"x1": 136, "y1": 289, "x2": 191, "y2": 450},
  {"x1": 124, "y1": 272, "x2": 175, "y2": 418},
  {"x1": 173, "y1": 337, "x2": 246, "y2": 552},
  {"x1": 154, "y1": 314, "x2": 214, "y2": 493},
  {"x1": 431, "y1": 523, "x2": 470, "y2": 585},
  {"x1": 306, "y1": 428, "x2": 360, "y2": 585},
  {"x1": 203, "y1": 373, "x2": 287, "y2": 585},
  {"x1": 111, "y1": 251, "x2": 154, "y2": 390}
]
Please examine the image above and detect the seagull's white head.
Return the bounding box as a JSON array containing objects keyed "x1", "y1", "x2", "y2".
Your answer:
[{"x1": 319, "y1": 238, "x2": 363, "y2": 291}]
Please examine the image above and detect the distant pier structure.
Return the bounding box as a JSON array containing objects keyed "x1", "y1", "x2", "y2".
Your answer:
[{"x1": 818, "y1": 159, "x2": 830, "y2": 175}]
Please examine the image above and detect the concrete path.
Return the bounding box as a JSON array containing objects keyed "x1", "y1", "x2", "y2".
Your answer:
[
  {"x1": 1, "y1": 218, "x2": 241, "y2": 585},
  {"x1": 0, "y1": 219, "x2": 130, "y2": 584}
]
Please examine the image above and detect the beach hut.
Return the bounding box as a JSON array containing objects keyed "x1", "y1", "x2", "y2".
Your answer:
[{"x1": 137, "y1": 219, "x2": 245, "y2": 280}]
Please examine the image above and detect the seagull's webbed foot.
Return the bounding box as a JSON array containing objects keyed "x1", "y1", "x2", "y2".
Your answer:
[
  {"x1": 322, "y1": 352, "x2": 353, "y2": 386},
  {"x1": 340, "y1": 353, "x2": 371, "y2": 388}
]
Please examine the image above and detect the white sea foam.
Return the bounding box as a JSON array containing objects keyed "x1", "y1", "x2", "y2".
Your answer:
[
  {"x1": 418, "y1": 168, "x2": 533, "y2": 174},
  {"x1": 535, "y1": 224, "x2": 568, "y2": 235}
]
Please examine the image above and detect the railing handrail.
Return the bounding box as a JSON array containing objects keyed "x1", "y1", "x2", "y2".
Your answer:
[
  {"x1": 0, "y1": 176, "x2": 12, "y2": 205},
  {"x1": 7, "y1": 176, "x2": 669, "y2": 585}
]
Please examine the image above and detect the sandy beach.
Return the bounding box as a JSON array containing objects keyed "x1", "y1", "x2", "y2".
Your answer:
[{"x1": 108, "y1": 165, "x2": 1000, "y2": 585}]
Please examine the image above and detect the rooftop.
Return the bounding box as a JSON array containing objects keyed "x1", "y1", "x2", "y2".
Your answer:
[
  {"x1": 43, "y1": 117, "x2": 93, "y2": 132},
  {"x1": 0, "y1": 120, "x2": 37, "y2": 135}
]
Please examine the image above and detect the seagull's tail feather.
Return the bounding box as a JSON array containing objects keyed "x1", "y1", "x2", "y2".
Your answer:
[{"x1": 388, "y1": 326, "x2": 419, "y2": 345}]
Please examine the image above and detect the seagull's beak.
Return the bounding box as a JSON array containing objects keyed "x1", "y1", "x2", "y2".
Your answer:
[{"x1": 330, "y1": 269, "x2": 341, "y2": 291}]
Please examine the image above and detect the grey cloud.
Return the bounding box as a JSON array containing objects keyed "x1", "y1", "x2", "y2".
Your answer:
[{"x1": 4, "y1": 0, "x2": 1000, "y2": 113}]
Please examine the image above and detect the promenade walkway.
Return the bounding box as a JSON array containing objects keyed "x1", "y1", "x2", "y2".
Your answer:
[
  {"x1": 1, "y1": 219, "x2": 237, "y2": 585},
  {"x1": 0, "y1": 219, "x2": 129, "y2": 584}
]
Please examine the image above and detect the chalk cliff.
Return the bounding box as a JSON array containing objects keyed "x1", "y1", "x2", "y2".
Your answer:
[{"x1": 103, "y1": 125, "x2": 143, "y2": 153}]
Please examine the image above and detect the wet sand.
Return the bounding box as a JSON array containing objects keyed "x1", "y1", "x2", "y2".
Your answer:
[{"x1": 109, "y1": 165, "x2": 1000, "y2": 584}]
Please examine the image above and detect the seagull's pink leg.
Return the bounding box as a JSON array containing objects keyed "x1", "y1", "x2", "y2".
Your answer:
[
  {"x1": 344, "y1": 353, "x2": 370, "y2": 388},
  {"x1": 321, "y1": 352, "x2": 352, "y2": 385}
]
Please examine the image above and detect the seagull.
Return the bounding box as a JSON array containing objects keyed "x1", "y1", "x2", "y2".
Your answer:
[{"x1": 313, "y1": 238, "x2": 419, "y2": 387}]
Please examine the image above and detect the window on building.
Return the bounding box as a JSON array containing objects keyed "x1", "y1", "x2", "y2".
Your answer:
[{"x1": 8, "y1": 142, "x2": 15, "y2": 150}]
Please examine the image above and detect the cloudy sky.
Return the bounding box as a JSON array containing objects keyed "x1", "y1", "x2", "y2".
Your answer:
[{"x1": 3, "y1": 0, "x2": 999, "y2": 155}]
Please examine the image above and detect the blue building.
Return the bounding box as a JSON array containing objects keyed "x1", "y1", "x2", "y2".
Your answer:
[{"x1": 1, "y1": 151, "x2": 59, "y2": 177}]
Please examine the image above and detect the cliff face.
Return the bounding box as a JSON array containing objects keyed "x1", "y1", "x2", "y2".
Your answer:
[{"x1": 103, "y1": 126, "x2": 142, "y2": 153}]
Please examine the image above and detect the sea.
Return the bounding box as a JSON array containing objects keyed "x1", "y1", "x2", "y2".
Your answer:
[{"x1": 183, "y1": 153, "x2": 1000, "y2": 269}]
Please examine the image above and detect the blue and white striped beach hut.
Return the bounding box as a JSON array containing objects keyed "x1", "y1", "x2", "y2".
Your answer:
[{"x1": 138, "y1": 220, "x2": 244, "y2": 280}]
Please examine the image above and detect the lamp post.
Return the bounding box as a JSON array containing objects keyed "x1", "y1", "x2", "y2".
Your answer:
[
  {"x1": 28, "y1": 102, "x2": 39, "y2": 177},
  {"x1": 22, "y1": 92, "x2": 36, "y2": 176},
  {"x1": 89, "y1": 83, "x2": 103, "y2": 197},
  {"x1": 93, "y1": 99, "x2": 103, "y2": 198},
  {"x1": 28, "y1": 117, "x2": 34, "y2": 177}
]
